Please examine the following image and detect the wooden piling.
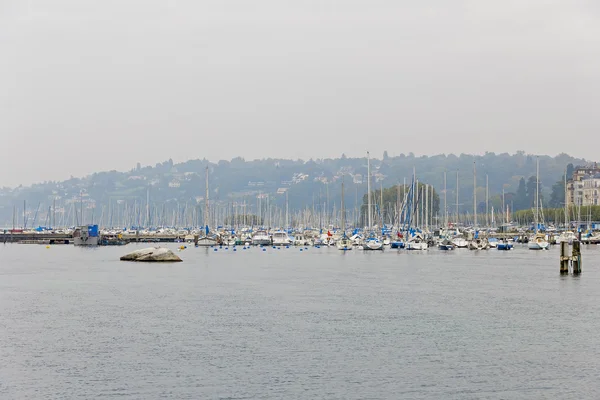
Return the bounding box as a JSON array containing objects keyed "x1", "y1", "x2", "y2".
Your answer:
[
  {"x1": 572, "y1": 240, "x2": 582, "y2": 275},
  {"x1": 560, "y1": 241, "x2": 569, "y2": 274}
]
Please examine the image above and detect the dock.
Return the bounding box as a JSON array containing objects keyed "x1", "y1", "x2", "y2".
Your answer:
[{"x1": 0, "y1": 232, "x2": 188, "y2": 244}]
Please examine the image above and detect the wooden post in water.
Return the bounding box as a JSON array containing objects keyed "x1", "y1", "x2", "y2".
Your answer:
[
  {"x1": 560, "y1": 241, "x2": 569, "y2": 274},
  {"x1": 572, "y1": 240, "x2": 582, "y2": 275}
]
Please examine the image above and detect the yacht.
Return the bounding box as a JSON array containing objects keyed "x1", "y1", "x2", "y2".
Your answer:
[
  {"x1": 251, "y1": 230, "x2": 271, "y2": 246},
  {"x1": 272, "y1": 231, "x2": 292, "y2": 246}
]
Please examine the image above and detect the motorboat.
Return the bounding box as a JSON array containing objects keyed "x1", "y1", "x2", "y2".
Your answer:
[
  {"x1": 497, "y1": 239, "x2": 514, "y2": 250},
  {"x1": 272, "y1": 231, "x2": 292, "y2": 246},
  {"x1": 251, "y1": 230, "x2": 271, "y2": 246}
]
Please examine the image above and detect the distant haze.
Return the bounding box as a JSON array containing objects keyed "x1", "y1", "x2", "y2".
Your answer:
[{"x1": 1, "y1": 1, "x2": 599, "y2": 187}]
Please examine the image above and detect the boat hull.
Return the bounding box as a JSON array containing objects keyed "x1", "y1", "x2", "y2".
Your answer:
[
  {"x1": 363, "y1": 241, "x2": 384, "y2": 250},
  {"x1": 406, "y1": 242, "x2": 428, "y2": 250},
  {"x1": 196, "y1": 237, "x2": 219, "y2": 247},
  {"x1": 497, "y1": 243, "x2": 513, "y2": 250},
  {"x1": 336, "y1": 239, "x2": 353, "y2": 250}
]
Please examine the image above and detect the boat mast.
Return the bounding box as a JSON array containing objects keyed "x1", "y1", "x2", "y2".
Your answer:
[
  {"x1": 367, "y1": 151, "x2": 372, "y2": 230},
  {"x1": 444, "y1": 171, "x2": 447, "y2": 229},
  {"x1": 380, "y1": 181, "x2": 384, "y2": 228},
  {"x1": 146, "y1": 186, "x2": 150, "y2": 228},
  {"x1": 535, "y1": 157, "x2": 539, "y2": 233},
  {"x1": 341, "y1": 177, "x2": 345, "y2": 235},
  {"x1": 502, "y1": 189, "x2": 505, "y2": 224},
  {"x1": 456, "y1": 170, "x2": 459, "y2": 226},
  {"x1": 564, "y1": 168, "x2": 568, "y2": 229},
  {"x1": 473, "y1": 161, "x2": 477, "y2": 230},
  {"x1": 396, "y1": 183, "x2": 401, "y2": 231},
  {"x1": 425, "y1": 184, "x2": 429, "y2": 231},
  {"x1": 80, "y1": 190, "x2": 84, "y2": 226},
  {"x1": 285, "y1": 190, "x2": 289, "y2": 231},
  {"x1": 204, "y1": 166, "x2": 209, "y2": 232},
  {"x1": 486, "y1": 174, "x2": 489, "y2": 227}
]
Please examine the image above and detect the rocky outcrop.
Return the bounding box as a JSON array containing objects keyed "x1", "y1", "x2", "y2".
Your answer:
[{"x1": 120, "y1": 247, "x2": 182, "y2": 262}]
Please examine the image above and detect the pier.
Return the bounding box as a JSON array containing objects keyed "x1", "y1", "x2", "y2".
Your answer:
[{"x1": 0, "y1": 232, "x2": 189, "y2": 244}]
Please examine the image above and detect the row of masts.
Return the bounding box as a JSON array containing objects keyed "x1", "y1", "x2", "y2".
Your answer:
[
  {"x1": 5, "y1": 190, "x2": 520, "y2": 231},
  {"x1": 3, "y1": 158, "x2": 581, "y2": 231}
]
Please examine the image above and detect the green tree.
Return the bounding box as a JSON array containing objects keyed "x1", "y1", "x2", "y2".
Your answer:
[
  {"x1": 566, "y1": 163, "x2": 575, "y2": 179},
  {"x1": 515, "y1": 177, "x2": 527, "y2": 210}
]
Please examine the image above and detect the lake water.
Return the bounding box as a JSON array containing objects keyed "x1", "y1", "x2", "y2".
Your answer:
[{"x1": 1, "y1": 243, "x2": 600, "y2": 399}]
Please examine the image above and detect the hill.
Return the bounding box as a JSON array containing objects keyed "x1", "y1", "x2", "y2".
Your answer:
[{"x1": 0, "y1": 151, "x2": 591, "y2": 228}]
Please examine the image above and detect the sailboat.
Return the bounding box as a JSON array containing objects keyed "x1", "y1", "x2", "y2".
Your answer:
[
  {"x1": 528, "y1": 158, "x2": 549, "y2": 250},
  {"x1": 402, "y1": 172, "x2": 427, "y2": 250},
  {"x1": 197, "y1": 166, "x2": 220, "y2": 247},
  {"x1": 468, "y1": 161, "x2": 489, "y2": 250},
  {"x1": 337, "y1": 177, "x2": 353, "y2": 250},
  {"x1": 363, "y1": 151, "x2": 383, "y2": 251}
]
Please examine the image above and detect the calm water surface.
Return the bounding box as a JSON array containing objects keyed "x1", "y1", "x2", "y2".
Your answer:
[{"x1": 1, "y1": 243, "x2": 600, "y2": 399}]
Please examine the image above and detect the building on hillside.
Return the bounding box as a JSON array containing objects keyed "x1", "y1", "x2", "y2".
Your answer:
[{"x1": 567, "y1": 163, "x2": 600, "y2": 206}]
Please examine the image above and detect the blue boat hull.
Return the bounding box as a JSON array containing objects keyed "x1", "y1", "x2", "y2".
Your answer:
[{"x1": 497, "y1": 244, "x2": 513, "y2": 250}]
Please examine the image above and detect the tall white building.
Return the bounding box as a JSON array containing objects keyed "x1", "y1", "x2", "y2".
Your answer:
[{"x1": 567, "y1": 163, "x2": 600, "y2": 206}]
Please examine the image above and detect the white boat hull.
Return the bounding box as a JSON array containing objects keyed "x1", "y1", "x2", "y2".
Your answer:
[
  {"x1": 197, "y1": 237, "x2": 219, "y2": 247},
  {"x1": 451, "y1": 238, "x2": 469, "y2": 248},
  {"x1": 528, "y1": 240, "x2": 549, "y2": 250},
  {"x1": 363, "y1": 240, "x2": 383, "y2": 250},
  {"x1": 406, "y1": 241, "x2": 428, "y2": 250}
]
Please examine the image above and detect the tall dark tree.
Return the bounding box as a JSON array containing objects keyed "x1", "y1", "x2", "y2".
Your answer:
[
  {"x1": 526, "y1": 176, "x2": 537, "y2": 208},
  {"x1": 549, "y1": 180, "x2": 565, "y2": 208},
  {"x1": 566, "y1": 163, "x2": 575, "y2": 180},
  {"x1": 515, "y1": 177, "x2": 527, "y2": 210}
]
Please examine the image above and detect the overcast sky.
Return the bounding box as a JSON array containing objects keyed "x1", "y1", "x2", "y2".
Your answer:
[{"x1": 1, "y1": 1, "x2": 599, "y2": 187}]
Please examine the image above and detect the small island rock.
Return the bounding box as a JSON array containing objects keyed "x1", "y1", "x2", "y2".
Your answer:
[{"x1": 120, "y1": 247, "x2": 182, "y2": 262}]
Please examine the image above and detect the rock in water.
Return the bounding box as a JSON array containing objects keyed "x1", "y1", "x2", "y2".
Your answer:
[{"x1": 120, "y1": 247, "x2": 182, "y2": 262}]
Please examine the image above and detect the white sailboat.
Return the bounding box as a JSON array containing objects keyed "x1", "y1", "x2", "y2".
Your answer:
[
  {"x1": 468, "y1": 161, "x2": 488, "y2": 250},
  {"x1": 405, "y1": 171, "x2": 427, "y2": 250},
  {"x1": 528, "y1": 158, "x2": 549, "y2": 250},
  {"x1": 197, "y1": 166, "x2": 220, "y2": 247},
  {"x1": 363, "y1": 152, "x2": 383, "y2": 251},
  {"x1": 337, "y1": 177, "x2": 353, "y2": 250}
]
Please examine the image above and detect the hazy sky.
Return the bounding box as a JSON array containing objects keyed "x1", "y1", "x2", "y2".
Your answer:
[{"x1": 1, "y1": 1, "x2": 599, "y2": 187}]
